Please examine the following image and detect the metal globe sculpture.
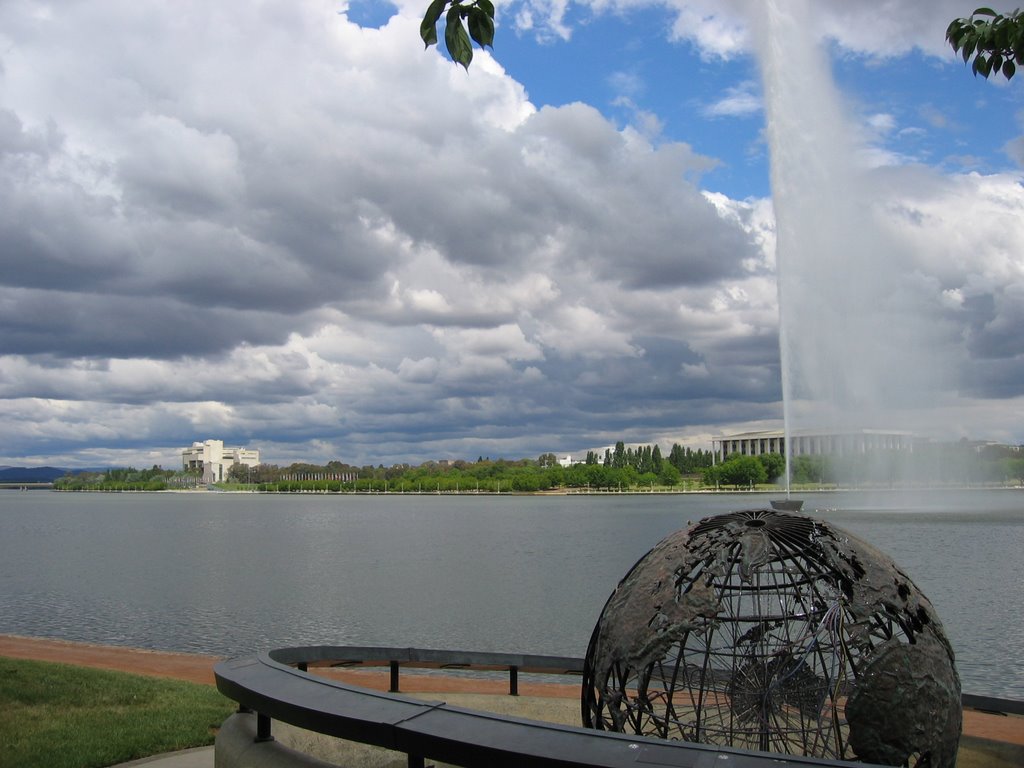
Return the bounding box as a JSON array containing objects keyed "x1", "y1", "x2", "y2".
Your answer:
[{"x1": 582, "y1": 509, "x2": 962, "y2": 767}]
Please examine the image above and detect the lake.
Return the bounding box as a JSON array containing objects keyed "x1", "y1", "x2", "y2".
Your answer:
[{"x1": 0, "y1": 488, "x2": 1021, "y2": 699}]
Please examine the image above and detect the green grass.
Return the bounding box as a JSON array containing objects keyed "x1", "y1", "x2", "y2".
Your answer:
[{"x1": 0, "y1": 656, "x2": 236, "y2": 768}]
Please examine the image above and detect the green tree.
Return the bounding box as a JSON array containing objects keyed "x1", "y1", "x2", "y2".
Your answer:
[
  {"x1": 668, "y1": 443, "x2": 685, "y2": 471},
  {"x1": 542, "y1": 465, "x2": 565, "y2": 489},
  {"x1": 711, "y1": 455, "x2": 768, "y2": 489},
  {"x1": 420, "y1": 0, "x2": 495, "y2": 69},
  {"x1": 999, "y1": 457, "x2": 1024, "y2": 484},
  {"x1": 791, "y1": 455, "x2": 829, "y2": 485},
  {"x1": 638, "y1": 445, "x2": 654, "y2": 474},
  {"x1": 757, "y1": 452, "x2": 786, "y2": 484},
  {"x1": 947, "y1": 7, "x2": 1024, "y2": 79},
  {"x1": 669, "y1": 444, "x2": 713, "y2": 474},
  {"x1": 658, "y1": 462, "x2": 681, "y2": 487},
  {"x1": 702, "y1": 463, "x2": 723, "y2": 489},
  {"x1": 227, "y1": 463, "x2": 250, "y2": 483},
  {"x1": 612, "y1": 441, "x2": 626, "y2": 469}
]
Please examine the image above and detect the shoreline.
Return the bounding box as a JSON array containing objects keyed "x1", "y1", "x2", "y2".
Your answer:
[{"x1": 36, "y1": 484, "x2": 1024, "y2": 495}]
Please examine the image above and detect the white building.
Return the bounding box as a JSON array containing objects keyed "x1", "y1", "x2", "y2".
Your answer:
[
  {"x1": 712, "y1": 429, "x2": 913, "y2": 464},
  {"x1": 182, "y1": 439, "x2": 260, "y2": 484}
]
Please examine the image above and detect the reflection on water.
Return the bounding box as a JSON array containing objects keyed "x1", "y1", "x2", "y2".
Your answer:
[{"x1": 0, "y1": 489, "x2": 1020, "y2": 698}]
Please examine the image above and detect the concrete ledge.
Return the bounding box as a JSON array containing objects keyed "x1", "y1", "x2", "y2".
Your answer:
[{"x1": 215, "y1": 713, "x2": 337, "y2": 768}]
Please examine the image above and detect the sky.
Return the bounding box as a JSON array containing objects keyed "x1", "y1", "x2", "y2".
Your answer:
[{"x1": 1, "y1": 0, "x2": 1023, "y2": 469}]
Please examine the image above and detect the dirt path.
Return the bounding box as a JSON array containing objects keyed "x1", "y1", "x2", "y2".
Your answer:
[{"x1": 0, "y1": 634, "x2": 221, "y2": 685}]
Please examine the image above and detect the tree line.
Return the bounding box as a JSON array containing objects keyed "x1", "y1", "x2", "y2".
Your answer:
[
  {"x1": 54, "y1": 440, "x2": 1024, "y2": 493},
  {"x1": 232, "y1": 441, "x2": 714, "y2": 493},
  {"x1": 55, "y1": 465, "x2": 178, "y2": 491},
  {"x1": 54, "y1": 442, "x2": 714, "y2": 493}
]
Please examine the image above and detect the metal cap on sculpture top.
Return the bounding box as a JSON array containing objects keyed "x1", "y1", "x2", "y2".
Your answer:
[{"x1": 581, "y1": 508, "x2": 962, "y2": 767}]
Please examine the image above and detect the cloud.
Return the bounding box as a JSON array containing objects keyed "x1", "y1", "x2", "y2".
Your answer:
[
  {"x1": 866, "y1": 112, "x2": 896, "y2": 135},
  {"x1": 0, "y1": 0, "x2": 775, "y2": 466},
  {"x1": 511, "y1": 0, "x2": 574, "y2": 42},
  {"x1": 703, "y1": 81, "x2": 761, "y2": 118},
  {"x1": 871, "y1": 168, "x2": 1024, "y2": 398},
  {"x1": 1, "y1": 0, "x2": 1022, "y2": 467},
  {"x1": 533, "y1": 1, "x2": 981, "y2": 59}
]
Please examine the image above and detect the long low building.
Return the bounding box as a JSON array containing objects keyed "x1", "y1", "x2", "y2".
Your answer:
[
  {"x1": 713, "y1": 429, "x2": 913, "y2": 463},
  {"x1": 182, "y1": 439, "x2": 260, "y2": 484}
]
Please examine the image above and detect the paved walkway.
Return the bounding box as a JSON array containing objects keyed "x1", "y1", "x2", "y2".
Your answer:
[{"x1": 110, "y1": 746, "x2": 213, "y2": 768}]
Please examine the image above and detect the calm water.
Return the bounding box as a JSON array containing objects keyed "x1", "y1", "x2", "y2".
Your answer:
[{"x1": 0, "y1": 489, "x2": 1021, "y2": 699}]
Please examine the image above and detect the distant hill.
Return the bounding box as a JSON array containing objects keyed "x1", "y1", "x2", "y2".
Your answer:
[{"x1": 0, "y1": 467, "x2": 78, "y2": 483}]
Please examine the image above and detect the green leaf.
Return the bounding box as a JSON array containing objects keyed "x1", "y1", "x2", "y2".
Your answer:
[
  {"x1": 467, "y1": 6, "x2": 495, "y2": 48},
  {"x1": 964, "y1": 37, "x2": 978, "y2": 61},
  {"x1": 946, "y1": 23, "x2": 965, "y2": 46},
  {"x1": 421, "y1": 22, "x2": 437, "y2": 48},
  {"x1": 420, "y1": 0, "x2": 448, "y2": 48},
  {"x1": 475, "y1": 0, "x2": 495, "y2": 17},
  {"x1": 973, "y1": 7, "x2": 998, "y2": 17},
  {"x1": 995, "y1": 21, "x2": 1013, "y2": 51},
  {"x1": 423, "y1": 0, "x2": 448, "y2": 26},
  {"x1": 445, "y1": 6, "x2": 473, "y2": 69},
  {"x1": 1003, "y1": 59, "x2": 1016, "y2": 79}
]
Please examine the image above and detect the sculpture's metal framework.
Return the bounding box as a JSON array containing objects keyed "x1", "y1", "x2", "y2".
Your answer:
[{"x1": 582, "y1": 509, "x2": 962, "y2": 767}]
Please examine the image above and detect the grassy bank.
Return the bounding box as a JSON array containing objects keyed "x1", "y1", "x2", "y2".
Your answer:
[{"x1": 0, "y1": 656, "x2": 235, "y2": 768}]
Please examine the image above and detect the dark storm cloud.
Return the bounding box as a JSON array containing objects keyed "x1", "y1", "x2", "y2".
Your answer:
[
  {"x1": 0, "y1": 1, "x2": 755, "y2": 374},
  {"x1": 338, "y1": 101, "x2": 758, "y2": 290},
  {"x1": 0, "y1": 289, "x2": 299, "y2": 359},
  {"x1": 962, "y1": 290, "x2": 1024, "y2": 361}
]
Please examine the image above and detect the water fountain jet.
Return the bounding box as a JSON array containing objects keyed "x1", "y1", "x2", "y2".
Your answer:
[{"x1": 753, "y1": 1, "x2": 950, "y2": 489}]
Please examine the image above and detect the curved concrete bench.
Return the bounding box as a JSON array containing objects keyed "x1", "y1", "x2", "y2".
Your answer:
[
  {"x1": 214, "y1": 647, "x2": 876, "y2": 768},
  {"x1": 214, "y1": 645, "x2": 1024, "y2": 768}
]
